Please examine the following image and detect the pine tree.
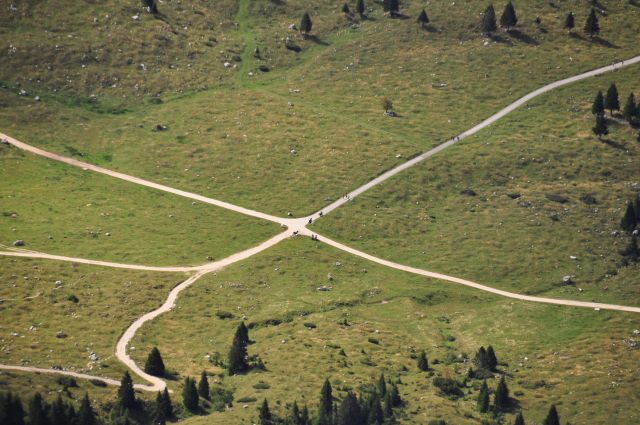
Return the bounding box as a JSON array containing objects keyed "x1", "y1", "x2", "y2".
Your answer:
[
  {"x1": 77, "y1": 394, "x2": 96, "y2": 425},
  {"x1": 259, "y1": 399, "x2": 272, "y2": 425},
  {"x1": 477, "y1": 380, "x2": 490, "y2": 413},
  {"x1": 198, "y1": 371, "x2": 210, "y2": 400},
  {"x1": 592, "y1": 91, "x2": 605, "y2": 116},
  {"x1": 336, "y1": 393, "x2": 362, "y2": 425},
  {"x1": 342, "y1": 3, "x2": 350, "y2": 14},
  {"x1": 290, "y1": 401, "x2": 301, "y2": 425},
  {"x1": 152, "y1": 393, "x2": 167, "y2": 425},
  {"x1": 382, "y1": 391, "x2": 393, "y2": 419},
  {"x1": 143, "y1": 0, "x2": 158, "y2": 14},
  {"x1": 514, "y1": 411, "x2": 525, "y2": 425},
  {"x1": 564, "y1": 12, "x2": 575, "y2": 33},
  {"x1": 65, "y1": 404, "x2": 76, "y2": 425},
  {"x1": 4, "y1": 392, "x2": 25, "y2": 425},
  {"x1": 621, "y1": 202, "x2": 637, "y2": 232},
  {"x1": 367, "y1": 395, "x2": 384, "y2": 425},
  {"x1": 474, "y1": 346, "x2": 488, "y2": 369},
  {"x1": 356, "y1": 0, "x2": 365, "y2": 17},
  {"x1": 592, "y1": 114, "x2": 608, "y2": 140},
  {"x1": 584, "y1": 8, "x2": 599, "y2": 38},
  {"x1": 300, "y1": 13, "x2": 313, "y2": 36},
  {"x1": 493, "y1": 376, "x2": 510, "y2": 412},
  {"x1": 301, "y1": 405, "x2": 310, "y2": 425},
  {"x1": 486, "y1": 345, "x2": 498, "y2": 371},
  {"x1": 144, "y1": 347, "x2": 166, "y2": 377},
  {"x1": 418, "y1": 351, "x2": 429, "y2": 371},
  {"x1": 389, "y1": 383, "x2": 401, "y2": 407},
  {"x1": 228, "y1": 323, "x2": 249, "y2": 375},
  {"x1": 377, "y1": 374, "x2": 387, "y2": 398},
  {"x1": 27, "y1": 393, "x2": 48, "y2": 425},
  {"x1": 118, "y1": 371, "x2": 136, "y2": 410},
  {"x1": 183, "y1": 377, "x2": 199, "y2": 412},
  {"x1": 317, "y1": 379, "x2": 333, "y2": 425},
  {"x1": 623, "y1": 93, "x2": 638, "y2": 123},
  {"x1": 543, "y1": 405, "x2": 560, "y2": 425},
  {"x1": 49, "y1": 395, "x2": 67, "y2": 425},
  {"x1": 500, "y1": 2, "x2": 518, "y2": 30},
  {"x1": 482, "y1": 5, "x2": 498, "y2": 35},
  {"x1": 388, "y1": 0, "x2": 400, "y2": 15},
  {"x1": 605, "y1": 83, "x2": 620, "y2": 115},
  {"x1": 160, "y1": 388, "x2": 173, "y2": 418},
  {"x1": 417, "y1": 10, "x2": 429, "y2": 28}
]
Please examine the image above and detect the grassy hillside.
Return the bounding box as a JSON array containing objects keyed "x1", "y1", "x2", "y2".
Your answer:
[
  {"x1": 314, "y1": 64, "x2": 640, "y2": 305},
  {"x1": 0, "y1": 257, "x2": 184, "y2": 380},
  {"x1": 132, "y1": 238, "x2": 640, "y2": 425},
  {"x1": 0, "y1": 144, "x2": 279, "y2": 265}
]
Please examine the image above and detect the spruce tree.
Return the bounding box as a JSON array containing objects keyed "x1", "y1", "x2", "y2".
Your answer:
[
  {"x1": 475, "y1": 346, "x2": 488, "y2": 369},
  {"x1": 27, "y1": 393, "x2": 48, "y2": 425},
  {"x1": 259, "y1": 399, "x2": 272, "y2": 425},
  {"x1": 356, "y1": 0, "x2": 365, "y2": 17},
  {"x1": 160, "y1": 388, "x2": 173, "y2": 418},
  {"x1": 477, "y1": 380, "x2": 490, "y2": 413},
  {"x1": 198, "y1": 371, "x2": 210, "y2": 400},
  {"x1": 118, "y1": 371, "x2": 136, "y2": 410},
  {"x1": 417, "y1": 10, "x2": 429, "y2": 28},
  {"x1": 336, "y1": 393, "x2": 362, "y2": 425},
  {"x1": 493, "y1": 376, "x2": 510, "y2": 411},
  {"x1": 228, "y1": 323, "x2": 249, "y2": 375},
  {"x1": 291, "y1": 401, "x2": 301, "y2": 425},
  {"x1": 500, "y1": 2, "x2": 518, "y2": 30},
  {"x1": 377, "y1": 374, "x2": 387, "y2": 398},
  {"x1": 77, "y1": 394, "x2": 96, "y2": 425},
  {"x1": 543, "y1": 405, "x2": 560, "y2": 425},
  {"x1": 144, "y1": 347, "x2": 166, "y2": 377},
  {"x1": 49, "y1": 395, "x2": 67, "y2": 425},
  {"x1": 152, "y1": 393, "x2": 167, "y2": 425},
  {"x1": 389, "y1": 383, "x2": 401, "y2": 407},
  {"x1": 584, "y1": 8, "x2": 599, "y2": 38},
  {"x1": 605, "y1": 83, "x2": 620, "y2": 115},
  {"x1": 342, "y1": 3, "x2": 350, "y2": 14},
  {"x1": 317, "y1": 379, "x2": 333, "y2": 425},
  {"x1": 592, "y1": 114, "x2": 608, "y2": 140},
  {"x1": 621, "y1": 202, "x2": 637, "y2": 232},
  {"x1": 367, "y1": 395, "x2": 384, "y2": 425},
  {"x1": 388, "y1": 0, "x2": 400, "y2": 15},
  {"x1": 417, "y1": 351, "x2": 429, "y2": 371},
  {"x1": 482, "y1": 5, "x2": 498, "y2": 35},
  {"x1": 183, "y1": 377, "x2": 199, "y2": 412},
  {"x1": 623, "y1": 93, "x2": 638, "y2": 123},
  {"x1": 514, "y1": 411, "x2": 525, "y2": 425},
  {"x1": 5, "y1": 392, "x2": 26, "y2": 425},
  {"x1": 564, "y1": 12, "x2": 575, "y2": 33},
  {"x1": 486, "y1": 345, "x2": 498, "y2": 371},
  {"x1": 301, "y1": 405, "x2": 310, "y2": 425},
  {"x1": 592, "y1": 91, "x2": 605, "y2": 116},
  {"x1": 65, "y1": 404, "x2": 76, "y2": 425},
  {"x1": 143, "y1": 0, "x2": 158, "y2": 14},
  {"x1": 300, "y1": 13, "x2": 313, "y2": 36},
  {"x1": 382, "y1": 391, "x2": 393, "y2": 418}
]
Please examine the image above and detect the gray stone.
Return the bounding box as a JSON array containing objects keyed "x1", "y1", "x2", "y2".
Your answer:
[{"x1": 13, "y1": 240, "x2": 25, "y2": 247}]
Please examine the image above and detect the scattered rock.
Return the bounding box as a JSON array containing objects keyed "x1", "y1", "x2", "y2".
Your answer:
[
  {"x1": 34, "y1": 96, "x2": 41, "y2": 102},
  {"x1": 56, "y1": 331, "x2": 68, "y2": 339},
  {"x1": 132, "y1": 14, "x2": 140, "y2": 20},
  {"x1": 54, "y1": 280, "x2": 63, "y2": 288},
  {"x1": 223, "y1": 62, "x2": 232, "y2": 68},
  {"x1": 89, "y1": 352, "x2": 98, "y2": 361},
  {"x1": 153, "y1": 124, "x2": 167, "y2": 132},
  {"x1": 290, "y1": 149, "x2": 297, "y2": 155},
  {"x1": 288, "y1": 23, "x2": 298, "y2": 30},
  {"x1": 507, "y1": 193, "x2": 521, "y2": 199},
  {"x1": 518, "y1": 201, "x2": 532, "y2": 208},
  {"x1": 327, "y1": 273, "x2": 334, "y2": 281},
  {"x1": 562, "y1": 275, "x2": 574, "y2": 285},
  {"x1": 611, "y1": 230, "x2": 620, "y2": 237},
  {"x1": 258, "y1": 65, "x2": 270, "y2": 72},
  {"x1": 569, "y1": 255, "x2": 577, "y2": 260},
  {"x1": 581, "y1": 194, "x2": 597, "y2": 205},
  {"x1": 546, "y1": 194, "x2": 569, "y2": 204},
  {"x1": 13, "y1": 240, "x2": 25, "y2": 247},
  {"x1": 335, "y1": 261, "x2": 342, "y2": 267},
  {"x1": 0, "y1": 138, "x2": 9, "y2": 145},
  {"x1": 383, "y1": 110, "x2": 397, "y2": 117},
  {"x1": 317, "y1": 286, "x2": 331, "y2": 292},
  {"x1": 18, "y1": 89, "x2": 27, "y2": 96},
  {"x1": 461, "y1": 189, "x2": 477, "y2": 196}
]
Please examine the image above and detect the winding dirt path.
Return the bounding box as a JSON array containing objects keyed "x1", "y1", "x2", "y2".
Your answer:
[{"x1": 2, "y1": 54, "x2": 640, "y2": 391}]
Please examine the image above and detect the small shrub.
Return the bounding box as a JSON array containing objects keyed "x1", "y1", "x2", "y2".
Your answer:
[
  {"x1": 236, "y1": 396, "x2": 257, "y2": 403},
  {"x1": 56, "y1": 376, "x2": 78, "y2": 388},
  {"x1": 303, "y1": 322, "x2": 317, "y2": 329},
  {"x1": 432, "y1": 376, "x2": 464, "y2": 398},
  {"x1": 215, "y1": 311, "x2": 234, "y2": 320},
  {"x1": 253, "y1": 382, "x2": 270, "y2": 390},
  {"x1": 67, "y1": 294, "x2": 79, "y2": 303},
  {"x1": 89, "y1": 379, "x2": 107, "y2": 387},
  {"x1": 367, "y1": 337, "x2": 380, "y2": 345}
]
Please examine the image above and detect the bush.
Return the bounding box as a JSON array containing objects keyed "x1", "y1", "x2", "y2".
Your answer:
[
  {"x1": 253, "y1": 382, "x2": 270, "y2": 390},
  {"x1": 67, "y1": 294, "x2": 79, "y2": 303},
  {"x1": 211, "y1": 386, "x2": 234, "y2": 412},
  {"x1": 236, "y1": 396, "x2": 257, "y2": 403},
  {"x1": 89, "y1": 379, "x2": 107, "y2": 387},
  {"x1": 367, "y1": 337, "x2": 380, "y2": 344},
  {"x1": 215, "y1": 311, "x2": 234, "y2": 320},
  {"x1": 303, "y1": 322, "x2": 317, "y2": 329},
  {"x1": 432, "y1": 377, "x2": 464, "y2": 399},
  {"x1": 56, "y1": 376, "x2": 78, "y2": 388}
]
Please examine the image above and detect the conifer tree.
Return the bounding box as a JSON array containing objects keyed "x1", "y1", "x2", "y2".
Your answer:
[
  {"x1": 493, "y1": 376, "x2": 510, "y2": 411},
  {"x1": 65, "y1": 404, "x2": 77, "y2": 425},
  {"x1": 49, "y1": 395, "x2": 68, "y2": 425},
  {"x1": 183, "y1": 377, "x2": 199, "y2": 412},
  {"x1": 4, "y1": 392, "x2": 25, "y2": 425},
  {"x1": 514, "y1": 411, "x2": 525, "y2": 425},
  {"x1": 317, "y1": 379, "x2": 333, "y2": 425},
  {"x1": 389, "y1": 383, "x2": 401, "y2": 407},
  {"x1": 592, "y1": 114, "x2": 608, "y2": 140},
  {"x1": 367, "y1": 395, "x2": 384, "y2": 425},
  {"x1": 118, "y1": 372, "x2": 136, "y2": 410},
  {"x1": 482, "y1": 5, "x2": 498, "y2": 35},
  {"x1": 377, "y1": 374, "x2": 387, "y2": 398},
  {"x1": 474, "y1": 346, "x2": 488, "y2": 369},
  {"x1": 27, "y1": 393, "x2": 48, "y2": 425},
  {"x1": 486, "y1": 345, "x2": 498, "y2": 371},
  {"x1": 144, "y1": 347, "x2": 166, "y2": 377},
  {"x1": 622, "y1": 235, "x2": 639, "y2": 261},
  {"x1": 584, "y1": 8, "x2": 599, "y2": 38},
  {"x1": 198, "y1": 371, "x2": 210, "y2": 400},
  {"x1": 228, "y1": 323, "x2": 249, "y2": 375},
  {"x1": 592, "y1": 91, "x2": 605, "y2": 116},
  {"x1": 143, "y1": 0, "x2": 158, "y2": 14},
  {"x1": 605, "y1": 83, "x2": 620, "y2": 115},
  {"x1": 342, "y1": 3, "x2": 350, "y2": 14},
  {"x1": 621, "y1": 202, "x2": 637, "y2": 232},
  {"x1": 500, "y1": 2, "x2": 518, "y2": 30},
  {"x1": 290, "y1": 401, "x2": 301, "y2": 425},
  {"x1": 300, "y1": 405, "x2": 310, "y2": 425},
  {"x1": 387, "y1": 0, "x2": 399, "y2": 15},
  {"x1": 418, "y1": 351, "x2": 429, "y2": 371},
  {"x1": 336, "y1": 393, "x2": 362, "y2": 425},
  {"x1": 477, "y1": 380, "x2": 490, "y2": 413},
  {"x1": 356, "y1": 0, "x2": 365, "y2": 17},
  {"x1": 383, "y1": 391, "x2": 393, "y2": 418},
  {"x1": 417, "y1": 10, "x2": 429, "y2": 28},
  {"x1": 152, "y1": 393, "x2": 167, "y2": 425},
  {"x1": 564, "y1": 12, "x2": 575, "y2": 33},
  {"x1": 543, "y1": 405, "x2": 560, "y2": 425},
  {"x1": 160, "y1": 388, "x2": 173, "y2": 419},
  {"x1": 77, "y1": 394, "x2": 96, "y2": 425},
  {"x1": 623, "y1": 93, "x2": 638, "y2": 123},
  {"x1": 300, "y1": 13, "x2": 313, "y2": 36},
  {"x1": 259, "y1": 399, "x2": 272, "y2": 425}
]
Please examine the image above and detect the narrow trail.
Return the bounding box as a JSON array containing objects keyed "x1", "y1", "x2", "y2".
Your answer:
[{"x1": 2, "y1": 54, "x2": 640, "y2": 391}]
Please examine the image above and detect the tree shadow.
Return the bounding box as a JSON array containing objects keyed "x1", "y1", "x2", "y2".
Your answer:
[
  {"x1": 508, "y1": 29, "x2": 539, "y2": 45},
  {"x1": 602, "y1": 138, "x2": 626, "y2": 150},
  {"x1": 163, "y1": 371, "x2": 180, "y2": 381},
  {"x1": 591, "y1": 36, "x2": 619, "y2": 48},
  {"x1": 305, "y1": 34, "x2": 329, "y2": 46},
  {"x1": 489, "y1": 33, "x2": 512, "y2": 45}
]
